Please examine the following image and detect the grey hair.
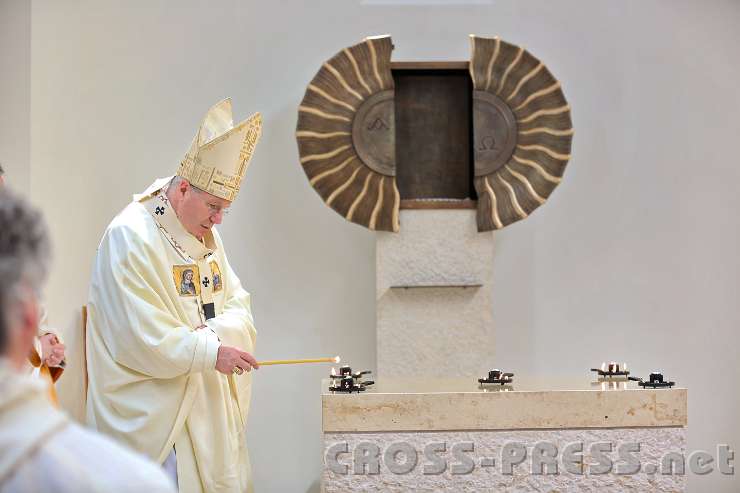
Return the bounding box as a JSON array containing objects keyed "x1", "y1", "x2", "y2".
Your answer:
[
  {"x1": 167, "y1": 175, "x2": 205, "y2": 195},
  {"x1": 167, "y1": 175, "x2": 185, "y2": 193},
  {"x1": 0, "y1": 188, "x2": 51, "y2": 353}
]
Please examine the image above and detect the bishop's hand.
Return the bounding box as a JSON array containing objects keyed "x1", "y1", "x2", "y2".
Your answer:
[
  {"x1": 39, "y1": 333, "x2": 66, "y2": 367},
  {"x1": 215, "y1": 345, "x2": 259, "y2": 375}
]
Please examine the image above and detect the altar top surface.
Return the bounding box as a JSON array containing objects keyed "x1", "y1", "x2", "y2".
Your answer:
[
  {"x1": 321, "y1": 376, "x2": 687, "y2": 432},
  {"x1": 322, "y1": 375, "x2": 684, "y2": 394}
]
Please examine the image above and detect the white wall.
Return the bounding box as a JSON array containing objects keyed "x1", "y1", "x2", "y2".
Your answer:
[
  {"x1": 17, "y1": 0, "x2": 740, "y2": 491},
  {"x1": 0, "y1": 0, "x2": 30, "y2": 194}
]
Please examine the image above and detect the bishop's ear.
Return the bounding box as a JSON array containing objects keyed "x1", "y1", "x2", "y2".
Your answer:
[{"x1": 179, "y1": 178, "x2": 192, "y2": 195}]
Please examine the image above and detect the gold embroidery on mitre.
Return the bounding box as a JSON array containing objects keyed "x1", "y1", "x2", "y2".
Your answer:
[
  {"x1": 172, "y1": 264, "x2": 201, "y2": 297},
  {"x1": 177, "y1": 98, "x2": 262, "y2": 202}
]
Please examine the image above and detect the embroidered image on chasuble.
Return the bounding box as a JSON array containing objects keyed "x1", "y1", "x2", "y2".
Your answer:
[
  {"x1": 211, "y1": 261, "x2": 224, "y2": 293},
  {"x1": 85, "y1": 99, "x2": 262, "y2": 493},
  {"x1": 174, "y1": 265, "x2": 200, "y2": 297}
]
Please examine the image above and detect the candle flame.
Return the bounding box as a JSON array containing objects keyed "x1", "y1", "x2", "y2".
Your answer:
[
  {"x1": 334, "y1": 356, "x2": 341, "y2": 363},
  {"x1": 601, "y1": 362, "x2": 606, "y2": 371},
  {"x1": 330, "y1": 367, "x2": 336, "y2": 376}
]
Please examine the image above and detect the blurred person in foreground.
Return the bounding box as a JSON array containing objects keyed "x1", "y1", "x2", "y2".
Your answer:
[
  {"x1": 0, "y1": 187, "x2": 175, "y2": 492},
  {"x1": 0, "y1": 162, "x2": 66, "y2": 400}
]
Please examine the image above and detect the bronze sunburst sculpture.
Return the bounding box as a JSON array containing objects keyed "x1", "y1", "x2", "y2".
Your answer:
[{"x1": 296, "y1": 35, "x2": 573, "y2": 232}]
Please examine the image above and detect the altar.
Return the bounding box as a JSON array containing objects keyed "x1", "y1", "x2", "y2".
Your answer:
[{"x1": 322, "y1": 376, "x2": 687, "y2": 492}]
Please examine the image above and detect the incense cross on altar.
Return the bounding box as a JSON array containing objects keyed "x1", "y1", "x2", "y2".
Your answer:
[
  {"x1": 155, "y1": 206, "x2": 165, "y2": 215},
  {"x1": 202, "y1": 277, "x2": 210, "y2": 288}
]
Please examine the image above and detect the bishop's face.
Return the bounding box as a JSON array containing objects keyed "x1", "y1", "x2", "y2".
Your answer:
[{"x1": 178, "y1": 185, "x2": 231, "y2": 240}]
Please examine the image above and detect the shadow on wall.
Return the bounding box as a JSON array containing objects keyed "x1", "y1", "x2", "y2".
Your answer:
[
  {"x1": 57, "y1": 306, "x2": 88, "y2": 422},
  {"x1": 305, "y1": 478, "x2": 321, "y2": 493},
  {"x1": 490, "y1": 221, "x2": 536, "y2": 374}
]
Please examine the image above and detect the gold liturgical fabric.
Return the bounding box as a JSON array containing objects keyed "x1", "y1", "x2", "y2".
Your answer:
[{"x1": 86, "y1": 177, "x2": 257, "y2": 493}]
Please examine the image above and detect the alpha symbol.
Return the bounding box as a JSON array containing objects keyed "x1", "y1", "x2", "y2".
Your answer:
[{"x1": 367, "y1": 118, "x2": 389, "y2": 131}]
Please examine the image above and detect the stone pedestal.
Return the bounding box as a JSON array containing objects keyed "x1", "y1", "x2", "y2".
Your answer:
[
  {"x1": 321, "y1": 377, "x2": 688, "y2": 492},
  {"x1": 376, "y1": 209, "x2": 494, "y2": 377},
  {"x1": 341, "y1": 208, "x2": 689, "y2": 492}
]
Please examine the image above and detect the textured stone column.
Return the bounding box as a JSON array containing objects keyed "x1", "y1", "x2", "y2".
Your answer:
[{"x1": 376, "y1": 209, "x2": 494, "y2": 377}]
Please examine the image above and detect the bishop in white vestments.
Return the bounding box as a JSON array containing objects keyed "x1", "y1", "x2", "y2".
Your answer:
[{"x1": 86, "y1": 99, "x2": 263, "y2": 493}]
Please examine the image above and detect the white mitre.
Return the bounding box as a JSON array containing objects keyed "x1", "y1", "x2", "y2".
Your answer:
[{"x1": 177, "y1": 98, "x2": 262, "y2": 201}]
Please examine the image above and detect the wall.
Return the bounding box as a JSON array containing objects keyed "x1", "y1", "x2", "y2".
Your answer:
[
  {"x1": 0, "y1": 0, "x2": 30, "y2": 194},
  {"x1": 18, "y1": 1, "x2": 740, "y2": 491}
]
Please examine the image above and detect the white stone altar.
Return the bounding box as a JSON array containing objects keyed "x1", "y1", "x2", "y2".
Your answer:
[
  {"x1": 322, "y1": 208, "x2": 688, "y2": 492},
  {"x1": 322, "y1": 376, "x2": 688, "y2": 492}
]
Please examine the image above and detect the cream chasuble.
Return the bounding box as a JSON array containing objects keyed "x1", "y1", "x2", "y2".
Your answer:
[
  {"x1": 0, "y1": 361, "x2": 175, "y2": 493},
  {"x1": 86, "y1": 177, "x2": 256, "y2": 493}
]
